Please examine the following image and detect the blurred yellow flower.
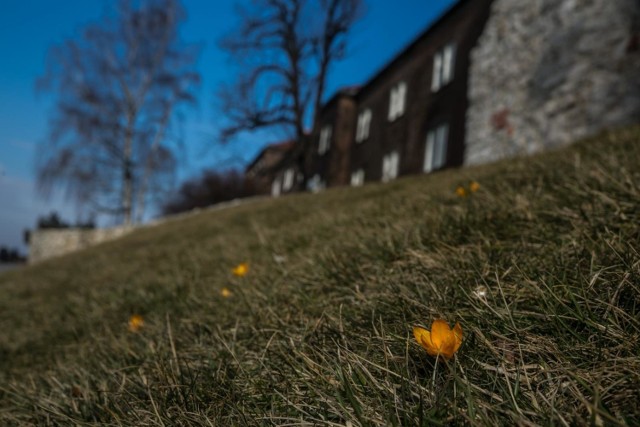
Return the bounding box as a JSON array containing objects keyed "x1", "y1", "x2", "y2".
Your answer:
[
  {"x1": 413, "y1": 319, "x2": 463, "y2": 359},
  {"x1": 455, "y1": 186, "x2": 467, "y2": 197},
  {"x1": 232, "y1": 262, "x2": 249, "y2": 277},
  {"x1": 469, "y1": 181, "x2": 480, "y2": 193},
  {"x1": 128, "y1": 314, "x2": 144, "y2": 332},
  {"x1": 221, "y1": 287, "x2": 232, "y2": 298}
]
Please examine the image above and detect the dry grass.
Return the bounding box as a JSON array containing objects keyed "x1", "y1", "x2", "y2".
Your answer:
[{"x1": 1, "y1": 126, "x2": 639, "y2": 426}]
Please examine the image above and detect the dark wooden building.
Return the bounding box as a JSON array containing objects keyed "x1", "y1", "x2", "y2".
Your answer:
[
  {"x1": 247, "y1": 0, "x2": 495, "y2": 194},
  {"x1": 245, "y1": 140, "x2": 295, "y2": 195},
  {"x1": 348, "y1": 0, "x2": 494, "y2": 185},
  {"x1": 305, "y1": 87, "x2": 359, "y2": 191},
  {"x1": 270, "y1": 146, "x2": 306, "y2": 197}
]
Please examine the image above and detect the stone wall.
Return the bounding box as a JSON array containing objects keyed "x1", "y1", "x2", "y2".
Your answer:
[
  {"x1": 27, "y1": 197, "x2": 259, "y2": 264},
  {"x1": 29, "y1": 227, "x2": 134, "y2": 264},
  {"x1": 465, "y1": 0, "x2": 640, "y2": 165}
]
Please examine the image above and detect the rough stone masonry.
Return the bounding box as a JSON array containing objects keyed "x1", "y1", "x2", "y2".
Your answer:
[
  {"x1": 465, "y1": 0, "x2": 640, "y2": 165},
  {"x1": 28, "y1": 227, "x2": 134, "y2": 264}
]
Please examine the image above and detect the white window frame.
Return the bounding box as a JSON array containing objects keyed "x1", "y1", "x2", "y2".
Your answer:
[
  {"x1": 350, "y1": 168, "x2": 365, "y2": 187},
  {"x1": 423, "y1": 123, "x2": 449, "y2": 173},
  {"x1": 432, "y1": 43, "x2": 456, "y2": 92},
  {"x1": 271, "y1": 177, "x2": 282, "y2": 197},
  {"x1": 282, "y1": 168, "x2": 295, "y2": 191},
  {"x1": 431, "y1": 51, "x2": 443, "y2": 92},
  {"x1": 388, "y1": 82, "x2": 407, "y2": 121},
  {"x1": 356, "y1": 109, "x2": 372, "y2": 143},
  {"x1": 382, "y1": 151, "x2": 400, "y2": 183},
  {"x1": 442, "y1": 43, "x2": 456, "y2": 85},
  {"x1": 307, "y1": 174, "x2": 326, "y2": 193},
  {"x1": 318, "y1": 125, "x2": 332, "y2": 155}
]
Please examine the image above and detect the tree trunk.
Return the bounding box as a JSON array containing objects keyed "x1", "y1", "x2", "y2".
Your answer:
[
  {"x1": 134, "y1": 111, "x2": 170, "y2": 223},
  {"x1": 122, "y1": 118, "x2": 134, "y2": 226}
]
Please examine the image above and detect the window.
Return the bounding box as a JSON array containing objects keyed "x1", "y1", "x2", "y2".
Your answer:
[
  {"x1": 423, "y1": 123, "x2": 449, "y2": 173},
  {"x1": 282, "y1": 168, "x2": 295, "y2": 191},
  {"x1": 356, "y1": 109, "x2": 372, "y2": 143},
  {"x1": 382, "y1": 151, "x2": 400, "y2": 183},
  {"x1": 388, "y1": 82, "x2": 407, "y2": 121},
  {"x1": 306, "y1": 174, "x2": 326, "y2": 193},
  {"x1": 442, "y1": 43, "x2": 455, "y2": 85},
  {"x1": 432, "y1": 43, "x2": 456, "y2": 92},
  {"x1": 350, "y1": 169, "x2": 365, "y2": 187},
  {"x1": 271, "y1": 177, "x2": 281, "y2": 197},
  {"x1": 318, "y1": 125, "x2": 332, "y2": 154}
]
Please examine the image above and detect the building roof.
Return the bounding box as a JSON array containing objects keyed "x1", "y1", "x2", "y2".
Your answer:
[
  {"x1": 318, "y1": 0, "x2": 471, "y2": 107},
  {"x1": 356, "y1": 0, "x2": 469, "y2": 98},
  {"x1": 245, "y1": 139, "x2": 296, "y2": 174},
  {"x1": 320, "y1": 85, "x2": 361, "y2": 112}
]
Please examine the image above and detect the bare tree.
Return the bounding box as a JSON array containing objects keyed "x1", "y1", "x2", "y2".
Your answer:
[
  {"x1": 219, "y1": 0, "x2": 363, "y2": 184},
  {"x1": 37, "y1": 0, "x2": 200, "y2": 225}
]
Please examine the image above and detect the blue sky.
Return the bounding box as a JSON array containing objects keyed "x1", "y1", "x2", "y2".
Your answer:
[{"x1": 0, "y1": 0, "x2": 456, "y2": 252}]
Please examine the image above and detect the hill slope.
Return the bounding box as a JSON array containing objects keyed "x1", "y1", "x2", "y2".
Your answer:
[{"x1": 1, "y1": 127, "x2": 640, "y2": 426}]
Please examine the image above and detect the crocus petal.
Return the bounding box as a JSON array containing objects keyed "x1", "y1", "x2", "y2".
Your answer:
[
  {"x1": 440, "y1": 335, "x2": 457, "y2": 359},
  {"x1": 430, "y1": 319, "x2": 451, "y2": 350},
  {"x1": 452, "y1": 322, "x2": 463, "y2": 353},
  {"x1": 413, "y1": 327, "x2": 438, "y2": 356},
  {"x1": 413, "y1": 327, "x2": 431, "y2": 349}
]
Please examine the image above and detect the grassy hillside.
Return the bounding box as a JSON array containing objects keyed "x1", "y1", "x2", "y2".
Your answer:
[{"x1": 1, "y1": 127, "x2": 639, "y2": 426}]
